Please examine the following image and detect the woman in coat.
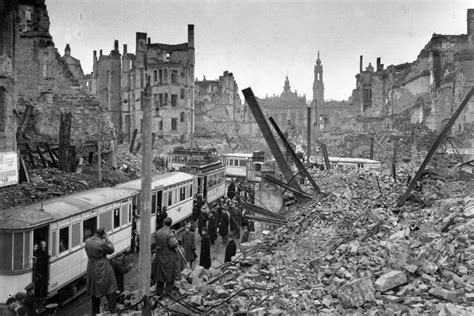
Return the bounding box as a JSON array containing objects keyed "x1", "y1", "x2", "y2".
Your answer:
[
  {"x1": 207, "y1": 210, "x2": 219, "y2": 245},
  {"x1": 219, "y1": 209, "x2": 230, "y2": 244},
  {"x1": 199, "y1": 228, "x2": 212, "y2": 269},
  {"x1": 181, "y1": 223, "x2": 196, "y2": 267}
]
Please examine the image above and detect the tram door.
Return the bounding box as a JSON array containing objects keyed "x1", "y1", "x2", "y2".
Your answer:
[
  {"x1": 203, "y1": 176, "x2": 208, "y2": 201},
  {"x1": 33, "y1": 225, "x2": 49, "y2": 297}
]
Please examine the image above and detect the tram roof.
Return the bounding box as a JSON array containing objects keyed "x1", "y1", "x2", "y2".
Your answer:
[
  {"x1": 115, "y1": 171, "x2": 195, "y2": 190},
  {"x1": 222, "y1": 153, "x2": 253, "y2": 158},
  {"x1": 0, "y1": 186, "x2": 136, "y2": 230}
]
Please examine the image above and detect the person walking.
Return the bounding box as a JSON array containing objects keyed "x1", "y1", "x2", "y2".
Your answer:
[
  {"x1": 181, "y1": 223, "x2": 196, "y2": 268},
  {"x1": 199, "y1": 228, "x2": 212, "y2": 269},
  {"x1": 85, "y1": 228, "x2": 118, "y2": 315},
  {"x1": 219, "y1": 208, "x2": 230, "y2": 244},
  {"x1": 224, "y1": 234, "x2": 237, "y2": 263},
  {"x1": 241, "y1": 226, "x2": 250, "y2": 243},
  {"x1": 227, "y1": 181, "x2": 236, "y2": 199},
  {"x1": 152, "y1": 218, "x2": 179, "y2": 296},
  {"x1": 207, "y1": 209, "x2": 219, "y2": 245},
  {"x1": 110, "y1": 254, "x2": 132, "y2": 293},
  {"x1": 197, "y1": 203, "x2": 209, "y2": 236}
]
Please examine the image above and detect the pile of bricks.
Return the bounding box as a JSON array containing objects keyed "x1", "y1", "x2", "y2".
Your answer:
[{"x1": 117, "y1": 164, "x2": 473, "y2": 315}]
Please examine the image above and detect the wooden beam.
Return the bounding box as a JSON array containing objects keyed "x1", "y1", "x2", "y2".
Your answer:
[
  {"x1": 242, "y1": 88, "x2": 303, "y2": 197},
  {"x1": 398, "y1": 86, "x2": 474, "y2": 206},
  {"x1": 129, "y1": 128, "x2": 138, "y2": 153},
  {"x1": 268, "y1": 116, "x2": 320, "y2": 193},
  {"x1": 261, "y1": 174, "x2": 312, "y2": 199}
]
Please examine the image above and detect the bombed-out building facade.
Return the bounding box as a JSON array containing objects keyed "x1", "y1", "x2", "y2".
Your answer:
[
  {"x1": 351, "y1": 9, "x2": 474, "y2": 136},
  {"x1": 85, "y1": 25, "x2": 195, "y2": 143},
  {"x1": 1, "y1": 0, "x2": 115, "y2": 161},
  {"x1": 194, "y1": 71, "x2": 244, "y2": 136}
]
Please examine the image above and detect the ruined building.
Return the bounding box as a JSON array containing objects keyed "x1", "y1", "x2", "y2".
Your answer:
[
  {"x1": 352, "y1": 9, "x2": 474, "y2": 135},
  {"x1": 87, "y1": 25, "x2": 195, "y2": 143},
  {"x1": 194, "y1": 71, "x2": 243, "y2": 136},
  {"x1": 0, "y1": 0, "x2": 17, "y2": 153},
  {"x1": 1, "y1": 0, "x2": 115, "y2": 159}
]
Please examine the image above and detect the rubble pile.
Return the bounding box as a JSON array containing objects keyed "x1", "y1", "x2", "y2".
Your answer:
[
  {"x1": 0, "y1": 166, "x2": 133, "y2": 209},
  {"x1": 117, "y1": 145, "x2": 161, "y2": 177},
  {"x1": 117, "y1": 165, "x2": 473, "y2": 315}
]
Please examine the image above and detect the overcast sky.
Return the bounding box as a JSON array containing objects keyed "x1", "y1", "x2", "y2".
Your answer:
[{"x1": 47, "y1": 0, "x2": 472, "y2": 101}]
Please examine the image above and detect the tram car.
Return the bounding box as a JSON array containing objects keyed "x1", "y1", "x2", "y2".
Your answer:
[
  {"x1": 312, "y1": 156, "x2": 382, "y2": 170},
  {"x1": 179, "y1": 159, "x2": 226, "y2": 205},
  {"x1": 165, "y1": 146, "x2": 219, "y2": 170},
  {"x1": 222, "y1": 151, "x2": 265, "y2": 182},
  {"x1": 0, "y1": 171, "x2": 196, "y2": 308}
]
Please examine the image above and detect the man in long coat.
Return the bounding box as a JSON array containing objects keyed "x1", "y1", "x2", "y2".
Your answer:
[
  {"x1": 152, "y1": 217, "x2": 179, "y2": 296},
  {"x1": 85, "y1": 228, "x2": 118, "y2": 315},
  {"x1": 207, "y1": 209, "x2": 219, "y2": 245},
  {"x1": 181, "y1": 223, "x2": 196, "y2": 268},
  {"x1": 199, "y1": 228, "x2": 212, "y2": 269}
]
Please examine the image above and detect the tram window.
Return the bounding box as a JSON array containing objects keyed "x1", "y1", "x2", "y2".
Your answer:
[
  {"x1": 59, "y1": 227, "x2": 69, "y2": 253},
  {"x1": 180, "y1": 187, "x2": 185, "y2": 201},
  {"x1": 168, "y1": 191, "x2": 172, "y2": 206},
  {"x1": 13, "y1": 232, "x2": 23, "y2": 270},
  {"x1": 113, "y1": 208, "x2": 120, "y2": 228},
  {"x1": 99, "y1": 211, "x2": 112, "y2": 232},
  {"x1": 240, "y1": 160, "x2": 246, "y2": 167},
  {"x1": 121, "y1": 206, "x2": 128, "y2": 225},
  {"x1": 152, "y1": 193, "x2": 157, "y2": 214},
  {"x1": 51, "y1": 230, "x2": 57, "y2": 257},
  {"x1": 71, "y1": 222, "x2": 81, "y2": 248},
  {"x1": 24, "y1": 231, "x2": 30, "y2": 269},
  {"x1": 128, "y1": 204, "x2": 132, "y2": 222},
  {"x1": 0, "y1": 231, "x2": 13, "y2": 270},
  {"x1": 189, "y1": 184, "x2": 193, "y2": 198},
  {"x1": 255, "y1": 164, "x2": 262, "y2": 171},
  {"x1": 83, "y1": 217, "x2": 97, "y2": 241}
]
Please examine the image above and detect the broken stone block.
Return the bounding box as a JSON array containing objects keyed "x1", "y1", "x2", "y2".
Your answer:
[
  {"x1": 189, "y1": 294, "x2": 202, "y2": 306},
  {"x1": 338, "y1": 277, "x2": 375, "y2": 308},
  {"x1": 429, "y1": 287, "x2": 457, "y2": 303},
  {"x1": 374, "y1": 270, "x2": 407, "y2": 292}
]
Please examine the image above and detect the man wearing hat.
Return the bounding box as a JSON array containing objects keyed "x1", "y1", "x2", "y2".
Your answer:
[
  {"x1": 152, "y1": 217, "x2": 179, "y2": 295},
  {"x1": 85, "y1": 228, "x2": 118, "y2": 315},
  {"x1": 181, "y1": 223, "x2": 197, "y2": 268}
]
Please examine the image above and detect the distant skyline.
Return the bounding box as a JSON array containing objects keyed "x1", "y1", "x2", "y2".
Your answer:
[{"x1": 47, "y1": 0, "x2": 472, "y2": 101}]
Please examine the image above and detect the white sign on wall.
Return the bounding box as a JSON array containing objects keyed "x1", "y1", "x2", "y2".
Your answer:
[{"x1": 0, "y1": 151, "x2": 19, "y2": 188}]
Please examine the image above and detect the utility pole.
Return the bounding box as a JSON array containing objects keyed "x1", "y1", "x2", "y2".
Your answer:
[
  {"x1": 307, "y1": 105, "x2": 311, "y2": 162},
  {"x1": 138, "y1": 86, "x2": 153, "y2": 315}
]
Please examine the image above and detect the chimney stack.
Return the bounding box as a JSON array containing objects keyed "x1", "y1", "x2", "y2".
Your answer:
[
  {"x1": 188, "y1": 24, "x2": 195, "y2": 49},
  {"x1": 114, "y1": 40, "x2": 119, "y2": 52},
  {"x1": 123, "y1": 44, "x2": 127, "y2": 54},
  {"x1": 65, "y1": 44, "x2": 71, "y2": 56},
  {"x1": 100, "y1": 49, "x2": 103, "y2": 56},
  {"x1": 359, "y1": 55, "x2": 363, "y2": 73}
]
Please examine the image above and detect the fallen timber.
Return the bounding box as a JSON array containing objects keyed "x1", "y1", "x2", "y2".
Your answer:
[{"x1": 261, "y1": 174, "x2": 312, "y2": 200}]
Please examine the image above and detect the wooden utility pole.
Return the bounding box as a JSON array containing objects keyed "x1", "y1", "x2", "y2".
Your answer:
[
  {"x1": 138, "y1": 87, "x2": 152, "y2": 315},
  {"x1": 97, "y1": 113, "x2": 102, "y2": 183}
]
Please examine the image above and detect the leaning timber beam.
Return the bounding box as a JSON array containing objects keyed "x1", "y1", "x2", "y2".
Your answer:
[
  {"x1": 240, "y1": 200, "x2": 287, "y2": 220},
  {"x1": 398, "y1": 86, "x2": 474, "y2": 207},
  {"x1": 244, "y1": 215, "x2": 287, "y2": 225},
  {"x1": 262, "y1": 174, "x2": 312, "y2": 200},
  {"x1": 268, "y1": 117, "x2": 321, "y2": 193},
  {"x1": 242, "y1": 88, "x2": 306, "y2": 201}
]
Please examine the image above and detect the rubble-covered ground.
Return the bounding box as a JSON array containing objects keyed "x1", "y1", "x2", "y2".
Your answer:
[
  {"x1": 0, "y1": 145, "x2": 163, "y2": 209},
  {"x1": 114, "y1": 154, "x2": 473, "y2": 315}
]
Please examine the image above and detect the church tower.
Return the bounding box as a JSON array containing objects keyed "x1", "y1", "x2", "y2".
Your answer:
[{"x1": 313, "y1": 51, "x2": 324, "y2": 106}]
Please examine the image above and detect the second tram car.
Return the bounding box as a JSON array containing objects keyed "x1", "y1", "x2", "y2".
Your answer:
[{"x1": 179, "y1": 159, "x2": 226, "y2": 205}]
